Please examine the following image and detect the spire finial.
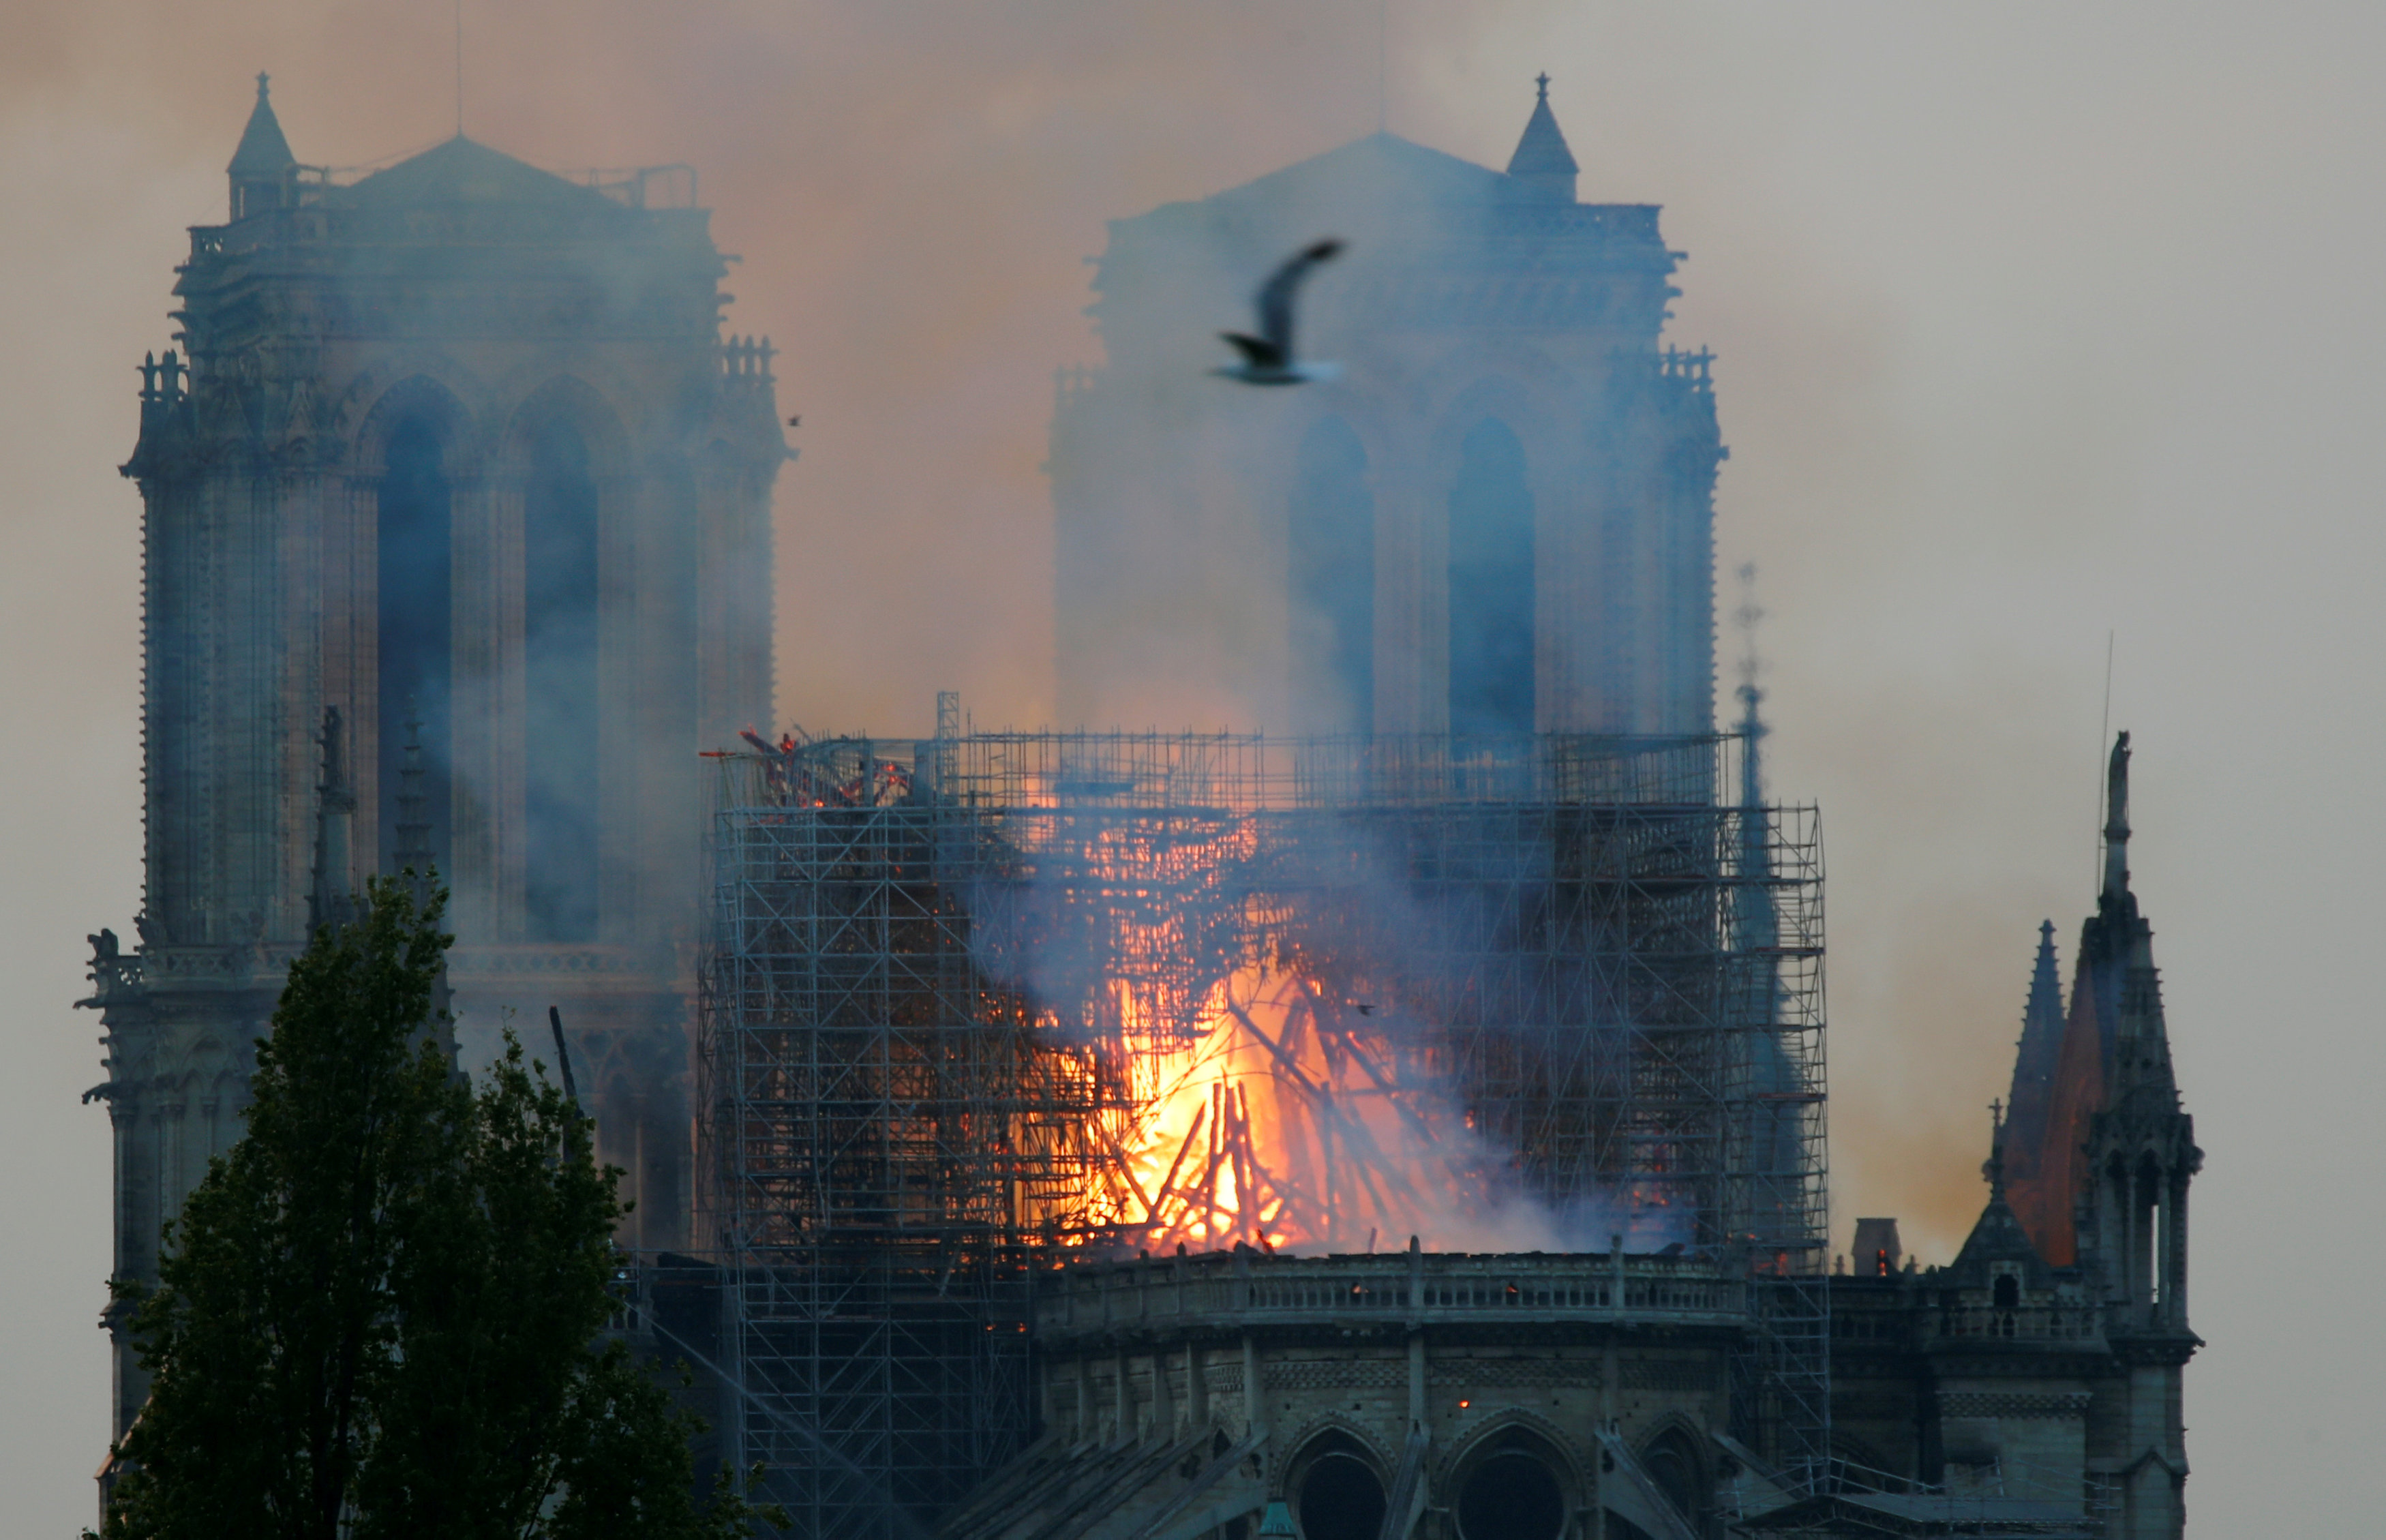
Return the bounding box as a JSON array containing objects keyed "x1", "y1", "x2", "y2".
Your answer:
[
  {"x1": 1535, "y1": 72, "x2": 1550, "y2": 102},
  {"x1": 1983, "y1": 1098, "x2": 2008, "y2": 1195},
  {"x1": 256, "y1": 71, "x2": 270, "y2": 100},
  {"x1": 2101, "y1": 729, "x2": 2132, "y2": 900}
]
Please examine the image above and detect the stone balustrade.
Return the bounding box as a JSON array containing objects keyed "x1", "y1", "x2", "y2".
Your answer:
[{"x1": 1036, "y1": 1246, "x2": 1749, "y2": 1346}]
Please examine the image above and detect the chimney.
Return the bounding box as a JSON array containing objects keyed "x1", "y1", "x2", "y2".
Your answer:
[{"x1": 1851, "y1": 1217, "x2": 1903, "y2": 1278}]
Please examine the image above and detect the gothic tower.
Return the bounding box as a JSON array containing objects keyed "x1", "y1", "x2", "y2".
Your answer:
[
  {"x1": 86, "y1": 76, "x2": 786, "y2": 1434},
  {"x1": 2001, "y1": 733, "x2": 2200, "y2": 1537},
  {"x1": 1820, "y1": 738, "x2": 2197, "y2": 1536},
  {"x1": 1051, "y1": 78, "x2": 1721, "y2": 736}
]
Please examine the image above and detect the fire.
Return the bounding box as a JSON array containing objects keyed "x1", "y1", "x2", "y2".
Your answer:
[{"x1": 1086, "y1": 959, "x2": 1492, "y2": 1255}]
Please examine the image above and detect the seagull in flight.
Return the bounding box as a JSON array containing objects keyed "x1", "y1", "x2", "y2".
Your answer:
[{"x1": 1214, "y1": 239, "x2": 1346, "y2": 384}]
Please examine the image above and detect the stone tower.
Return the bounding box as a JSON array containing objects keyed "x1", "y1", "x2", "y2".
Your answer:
[
  {"x1": 2036, "y1": 732, "x2": 2200, "y2": 1535},
  {"x1": 1051, "y1": 78, "x2": 1722, "y2": 736},
  {"x1": 1827, "y1": 733, "x2": 2197, "y2": 1537},
  {"x1": 85, "y1": 76, "x2": 786, "y2": 1434}
]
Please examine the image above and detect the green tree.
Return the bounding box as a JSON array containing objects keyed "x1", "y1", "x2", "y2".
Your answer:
[{"x1": 98, "y1": 878, "x2": 770, "y2": 1540}]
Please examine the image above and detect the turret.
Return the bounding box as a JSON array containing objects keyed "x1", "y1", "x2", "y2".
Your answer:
[
  {"x1": 2074, "y1": 734, "x2": 2199, "y2": 1333},
  {"x1": 1997, "y1": 731, "x2": 2199, "y2": 1329},
  {"x1": 226, "y1": 72, "x2": 297, "y2": 221},
  {"x1": 1506, "y1": 73, "x2": 1580, "y2": 202}
]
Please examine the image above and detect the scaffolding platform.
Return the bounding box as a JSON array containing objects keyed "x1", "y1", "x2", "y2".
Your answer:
[{"x1": 697, "y1": 727, "x2": 1828, "y2": 1538}]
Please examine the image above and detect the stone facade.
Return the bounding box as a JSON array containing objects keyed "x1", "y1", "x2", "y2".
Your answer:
[
  {"x1": 85, "y1": 77, "x2": 785, "y2": 1435},
  {"x1": 944, "y1": 1247, "x2": 1766, "y2": 1540},
  {"x1": 1050, "y1": 82, "x2": 1721, "y2": 739}
]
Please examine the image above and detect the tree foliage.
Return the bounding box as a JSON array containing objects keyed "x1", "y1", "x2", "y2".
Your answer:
[{"x1": 99, "y1": 879, "x2": 770, "y2": 1540}]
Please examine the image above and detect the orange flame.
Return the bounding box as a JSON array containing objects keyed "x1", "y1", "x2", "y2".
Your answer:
[{"x1": 1083, "y1": 960, "x2": 1493, "y2": 1254}]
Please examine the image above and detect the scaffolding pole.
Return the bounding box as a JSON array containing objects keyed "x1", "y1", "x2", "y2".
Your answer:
[{"x1": 697, "y1": 731, "x2": 1827, "y2": 1537}]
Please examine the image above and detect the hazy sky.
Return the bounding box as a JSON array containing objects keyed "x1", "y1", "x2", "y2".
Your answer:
[{"x1": 5, "y1": 2, "x2": 2379, "y2": 1532}]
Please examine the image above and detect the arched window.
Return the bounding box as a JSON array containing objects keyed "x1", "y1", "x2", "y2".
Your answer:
[
  {"x1": 1642, "y1": 1429, "x2": 1701, "y2": 1522},
  {"x1": 523, "y1": 414, "x2": 602, "y2": 942},
  {"x1": 2135, "y1": 1154, "x2": 2164, "y2": 1307},
  {"x1": 1457, "y1": 1447, "x2": 1565, "y2": 1540},
  {"x1": 1993, "y1": 1273, "x2": 2021, "y2": 1310},
  {"x1": 1447, "y1": 418, "x2": 1535, "y2": 738},
  {"x1": 1295, "y1": 1445, "x2": 1385, "y2": 1540},
  {"x1": 1288, "y1": 417, "x2": 1374, "y2": 735},
  {"x1": 378, "y1": 416, "x2": 452, "y2": 878}
]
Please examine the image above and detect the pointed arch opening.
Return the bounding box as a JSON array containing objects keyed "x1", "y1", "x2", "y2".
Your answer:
[
  {"x1": 1288, "y1": 417, "x2": 1374, "y2": 735},
  {"x1": 522, "y1": 410, "x2": 602, "y2": 943},
  {"x1": 1641, "y1": 1427, "x2": 1703, "y2": 1522},
  {"x1": 378, "y1": 413, "x2": 453, "y2": 881},
  {"x1": 2133, "y1": 1151, "x2": 2165, "y2": 1310},
  {"x1": 1456, "y1": 1438, "x2": 1565, "y2": 1540},
  {"x1": 1447, "y1": 418, "x2": 1535, "y2": 738},
  {"x1": 1289, "y1": 1430, "x2": 1386, "y2": 1540}
]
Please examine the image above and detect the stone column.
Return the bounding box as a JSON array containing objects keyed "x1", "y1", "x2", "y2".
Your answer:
[{"x1": 1152, "y1": 1349, "x2": 1175, "y2": 1438}]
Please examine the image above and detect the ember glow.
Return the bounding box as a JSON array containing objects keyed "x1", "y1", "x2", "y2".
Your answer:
[
  {"x1": 1076, "y1": 958, "x2": 1695, "y2": 1256},
  {"x1": 1088, "y1": 961, "x2": 1477, "y2": 1253}
]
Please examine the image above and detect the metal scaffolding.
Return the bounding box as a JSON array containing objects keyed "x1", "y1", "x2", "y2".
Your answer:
[{"x1": 698, "y1": 725, "x2": 1827, "y2": 1538}]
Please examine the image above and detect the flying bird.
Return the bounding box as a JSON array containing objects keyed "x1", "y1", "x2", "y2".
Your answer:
[{"x1": 1214, "y1": 239, "x2": 1346, "y2": 384}]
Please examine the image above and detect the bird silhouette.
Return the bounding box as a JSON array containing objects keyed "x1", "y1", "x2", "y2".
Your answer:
[{"x1": 1214, "y1": 239, "x2": 1345, "y2": 384}]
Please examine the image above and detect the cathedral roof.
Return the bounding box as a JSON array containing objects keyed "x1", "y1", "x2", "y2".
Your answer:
[
  {"x1": 227, "y1": 73, "x2": 297, "y2": 177},
  {"x1": 342, "y1": 136, "x2": 616, "y2": 210},
  {"x1": 1185, "y1": 130, "x2": 1520, "y2": 221},
  {"x1": 1113, "y1": 125, "x2": 1649, "y2": 269},
  {"x1": 1085, "y1": 93, "x2": 1672, "y2": 361},
  {"x1": 1507, "y1": 74, "x2": 1580, "y2": 179}
]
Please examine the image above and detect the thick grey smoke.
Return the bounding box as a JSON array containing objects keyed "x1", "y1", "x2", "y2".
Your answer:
[
  {"x1": 9, "y1": 3, "x2": 2386, "y2": 1533},
  {"x1": 955, "y1": 780, "x2": 1706, "y2": 1256}
]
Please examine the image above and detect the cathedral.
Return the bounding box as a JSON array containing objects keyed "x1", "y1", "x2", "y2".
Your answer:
[
  {"x1": 84, "y1": 74, "x2": 786, "y2": 1432},
  {"x1": 82, "y1": 76, "x2": 2196, "y2": 1540}
]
